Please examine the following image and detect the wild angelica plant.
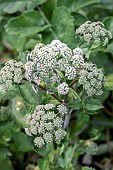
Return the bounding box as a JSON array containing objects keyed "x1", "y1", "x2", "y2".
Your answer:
[{"x1": 0, "y1": 21, "x2": 112, "y2": 170}]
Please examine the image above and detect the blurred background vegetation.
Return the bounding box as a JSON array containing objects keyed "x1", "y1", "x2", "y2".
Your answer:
[{"x1": 1, "y1": 0, "x2": 113, "y2": 170}]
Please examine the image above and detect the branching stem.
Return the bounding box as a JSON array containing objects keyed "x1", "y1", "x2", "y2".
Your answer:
[
  {"x1": 23, "y1": 78, "x2": 63, "y2": 103},
  {"x1": 69, "y1": 79, "x2": 78, "y2": 87}
]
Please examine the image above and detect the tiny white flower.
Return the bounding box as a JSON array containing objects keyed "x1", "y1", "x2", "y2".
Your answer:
[{"x1": 57, "y1": 82, "x2": 69, "y2": 95}]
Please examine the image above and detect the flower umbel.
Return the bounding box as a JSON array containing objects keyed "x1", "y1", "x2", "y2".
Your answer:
[
  {"x1": 79, "y1": 62, "x2": 105, "y2": 96},
  {"x1": 0, "y1": 60, "x2": 23, "y2": 93},
  {"x1": 76, "y1": 21, "x2": 112, "y2": 46},
  {"x1": 24, "y1": 104, "x2": 66, "y2": 147}
]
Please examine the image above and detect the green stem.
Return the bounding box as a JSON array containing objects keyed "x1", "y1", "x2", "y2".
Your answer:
[
  {"x1": 23, "y1": 78, "x2": 63, "y2": 103},
  {"x1": 63, "y1": 93, "x2": 71, "y2": 129},
  {"x1": 96, "y1": 142, "x2": 113, "y2": 155},
  {"x1": 38, "y1": 6, "x2": 58, "y2": 39},
  {"x1": 69, "y1": 79, "x2": 78, "y2": 87}
]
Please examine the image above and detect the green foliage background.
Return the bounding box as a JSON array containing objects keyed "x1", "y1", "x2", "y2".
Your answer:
[{"x1": 1, "y1": 0, "x2": 113, "y2": 170}]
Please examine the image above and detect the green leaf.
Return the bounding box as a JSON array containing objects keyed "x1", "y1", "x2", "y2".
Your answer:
[
  {"x1": 38, "y1": 158, "x2": 50, "y2": 170},
  {"x1": 0, "y1": 159, "x2": 14, "y2": 170},
  {"x1": 102, "y1": 0, "x2": 113, "y2": 11},
  {"x1": 85, "y1": 99, "x2": 104, "y2": 111},
  {"x1": 82, "y1": 166, "x2": 96, "y2": 170},
  {"x1": 0, "y1": 120, "x2": 15, "y2": 134},
  {"x1": 0, "y1": 147, "x2": 11, "y2": 161},
  {"x1": 103, "y1": 16, "x2": 113, "y2": 36},
  {"x1": 104, "y1": 73, "x2": 113, "y2": 90},
  {"x1": 36, "y1": 143, "x2": 54, "y2": 157},
  {"x1": 0, "y1": 0, "x2": 27, "y2": 14},
  {"x1": 2, "y1": 31, "x2": 26, "y2": 52},
  {"x1": 68, "y1": 99, "x2": 82, "y2": 110},
  {"x1": 86, "y1": 111, "x2": 98, "y2": 115},
  {"x1": 5, "y1": 11, "x2": 49, "y2": 37},
  {"x1": 29, "y1": 0, "x2": 47, "y2": 5},
  {"x1": 1, "y1": 1, "x2": 28, "y2": 14},
  {"x1": 107, "y1": 42, "x2": 113, "y2": 56},
  {"x1": 18, "y1": 81, "x2": 42, "y2": 106},
  {"x1": 71, "y1": 12, "x2": 87, "y2": 26},
  {"x1": 12, "y1": 131, "x2": 34, "y2": 152},
  {"x1": 25, "y1": 39, "x2": 38, "y2": 50},
  {"x1": 0, "y1": 0, "x2": 47, "y2": 14},
  {"x1": 43, "y1": 0, "x2": 56, "y2": 20},
  {"x1": 51, "y1": 7, "x2": 76, "y2": 48},
  {"x1": 17, "y1": 51, "x2": 28, "y2": 64},
  {"x1": 57, "y1": 0, "x2": 101, "y2": 12},
  {"x1": 58, "y1": 156, "x2": 65, "y2": 168},
  {"x1": 65, "y1": 145, "x2": 76, "y2": 168},
  {"x1": 78, "y1": 112, "x2": 89, "y2": 123}
]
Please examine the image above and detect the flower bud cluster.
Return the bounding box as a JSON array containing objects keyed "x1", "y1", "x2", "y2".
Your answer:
[
  {"x1": 24, "y1": 103, "x2": 66, "y2": 148},
  {"x1": 57, "y1": 104, "x2": 68, "y2": 115},
  {"x1": 57, "y1": 82, "x2": 69, "y2": 95},
  {"x1": 79, "y1": 62, "x2": 105, "y2": 96},
  {"x1": 0, "y1": 60, "x2": 23, "y2": 93},
  {"x1": 25, "y1": 40, "x2": 85, "y2": 95},
  {"x1": 76, "y1": 21, "x2": 112, "y2": 46}
]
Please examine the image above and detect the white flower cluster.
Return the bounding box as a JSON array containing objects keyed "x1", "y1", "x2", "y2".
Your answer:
[
  {"x1": 57, "y1": 104, "x2": 68, "y2": 115},
  {"x1": 0, "y1": 60, "x2": 23, "y2": 93},
  {"x1": 25, "y1": 103, "x2": 66, "y2": 148},
  {"x1": 76, "y1": 21, "x2": 112, "y2": 46},
  {"x1": 79, "y1": 62, "x2": 105, "y2": 96},
  {"x1": 57, "y1": 82, "x2": 69, "y2": 95},
  {"x1": 25, "y1": 40, "x2": 85, "y2": 95}
]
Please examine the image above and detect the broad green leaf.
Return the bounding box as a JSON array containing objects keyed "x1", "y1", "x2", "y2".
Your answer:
[
  {"x1": 29, "y1": 0, "x2": 47, "y2": 5},
  {"x1": 90, "y1": 51, "x2": 113, "y2": 74},
  {"x1": 65, "y1": 145, "x2": 76, "y2": 168},
  {"x1": 2, "y1": 1, "x2": 28, "y2": 14},
  {"x1": 5, "y1": 11, "x2": 49, "y2": 37},
  {"x1": 82, "y1": 166, "x2": 96, "y2": 170},
  {"x1": 17, "y1": 51, "x2": 28, "y2": 63},
  {"x1": 18, "y1": 81, "x2": 42, "y2": 106},
  {"x1": 51, "y1": 7, "x2": 76, "y2": 48},
  {"x1": 36, "y1": 143, "x2": 54, "y2": 157},
  {"x1": 57, "y1": 0, "x2": 101, "y2": 12},
  {"x1": 11, "y1": 96, "x2": 27, "y2": 125},
  {"x1": 0, "y1": 147, "x2": 11, "y2": 161},
  {"x1": 38, "y1": 158, "x2": 50, "y2": 170},
  {"x1": 102, "y1": 0, "x2": 113, "y2": 10},
  {"x1": 27, "y1": 0, "x2": 47, "y2": 10},
  {"x1": 107, "y1": 42, "x2": 113, "y2": 56},
  {"x1": 0, "y1": 0, "x2": 47, "y2": 14},
  {"x1": 12, "y1": 131, "x2": 34, "y2": 152},
  {"x1": 0, "y1": 159, "x2": 14, "y2": 170},
  {"x1": 25, "y1": 39, "x2": 38, "y2": 50},
  {"x1": 104, "y1": 73, "x2": 113, "y2": 90},
  {"x1": 71, "y1": 12, "x2": 87, "y2": 26},
  {"x1": 0, "y1": 120, "x2": 15, "y2": 134},
  {"x1": 68, "y1": 99, "x2": 82, "y2": 110},
  {"x1": 43, "y1": 0, "x2": 57, "y2": 20},
  {"x1": 85, "y1": 99, "x2": 104, "y2": 111},
  {"x1": 103, "y1": 16, "x2": 113, "y2": 36},
  {"x1": 2, "y1": 31, "x2": 26, "y2": 52},
  {"x1": 78, "y1": 112, "x2": 89, "y2": 123},
  {"x1": 86, "y1": 111, "x2": 97, "y2": 115},
  {"x1": 58, "y1": 156, "x2": 65, "y2": 168}
]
